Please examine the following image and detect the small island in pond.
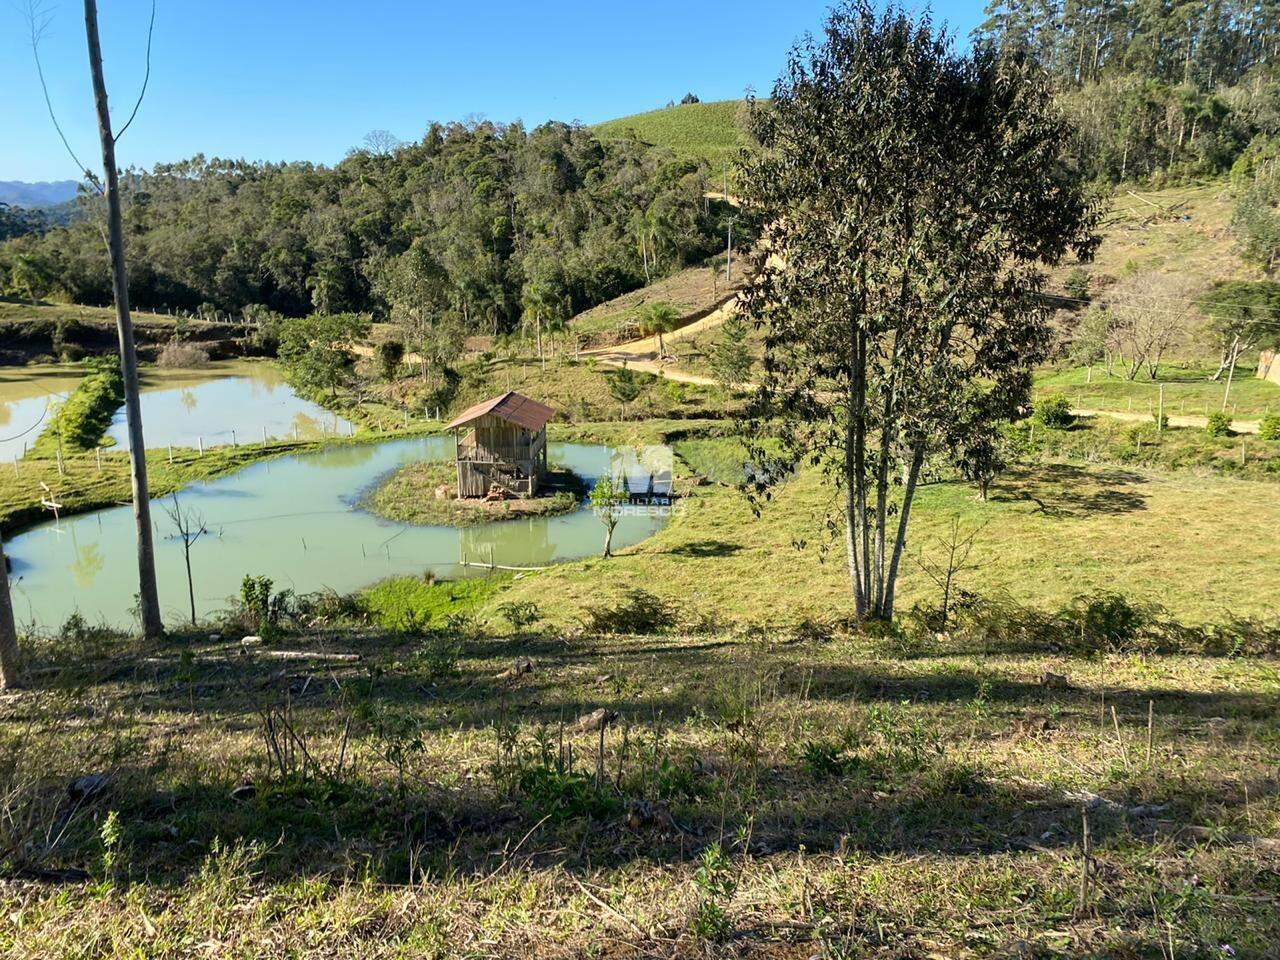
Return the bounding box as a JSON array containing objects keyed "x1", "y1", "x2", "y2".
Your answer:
[{"x1": 360, "y1": 460, "x2": 586, "y2": 527}]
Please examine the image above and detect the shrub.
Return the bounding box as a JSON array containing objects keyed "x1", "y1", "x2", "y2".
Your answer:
[
  {"x1": 1063, "y1": 266, "x2": 1092, "y2": 303},
  {"x1": 157, "y1": 341, "x2": 211, "y2": 368},
  {"x1": 1205, "y1": 411, "x2": 1232, "y2": 437},
  {"x1": 1067, "y1": 592, "x2": 1152, "y2": 652},
  {"x1": 1033, "y1": 393, "x2": 1074, "y2": 429},
  {"x1": 1259, "y1": 414, "x2": 1280, "y2": 441},
  {"x1": 497, "y1": 601, "x2": 540, "y2": 631},
  {"x1": 582, "y1": 589, "x2": 676, "y2": 634},
  {"x1": 237, "y1": 575, "x2": 291, "y2": 639},
  {"x1": 1152, "y1": 411, "x2": 1168, "y2": 430}
]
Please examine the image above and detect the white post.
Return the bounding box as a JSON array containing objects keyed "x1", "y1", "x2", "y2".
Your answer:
[
  {"x1": 168, "y1": 444, "x2": 173, "y2": 464},
  {"x1": 95, "y1": 447, "x2": 102, "y2": 472},
  {"x1": 726, "y1": 219, "x2": 733, "y2": 283},
  {"x1": 198, "y1": 436, "x2": 204, "y2": 456},
  {"x1": 263, "y1": 425, "x2": 268, "y2": 445},
  {"x1": 1157, "y1": 384, "x2": 1164, "y2": 433},
  {"x1": 231, "y1": 429, "x2": 237, "y2": 448}
]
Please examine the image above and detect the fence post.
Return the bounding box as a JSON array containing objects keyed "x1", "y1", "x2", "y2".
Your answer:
[
  {"x1": 198, "y1": 436, "x2": 204, "y2": 456},
  {"x1": 1157, "y1": 385, "x2": 1164, "y2": 433},
  {"x1": 232, "y1": 429, "x2": 237, "y2": 448}
]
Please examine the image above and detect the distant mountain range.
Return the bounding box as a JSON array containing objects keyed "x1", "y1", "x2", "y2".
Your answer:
[{"x1": 0, "y1": 180, "x2": 81, "y2": 208}]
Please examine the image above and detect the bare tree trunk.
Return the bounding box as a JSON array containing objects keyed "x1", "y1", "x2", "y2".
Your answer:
[
  {"x1": 0, "y1": 532, "x2": 19, "y2": 689},
  {"x1": 85, "y1": 0, "x2": 163, "y2": 639},
  {"x1": 184, "y1": 546, "x2": 196, "y2": 627},
  {"x1": 842, "y1": 414, "x2": 866, "y2": 619},
  {"x1": 882, "y1": 444, "x2": 926, "y2": 620},
  {"x1": 1222, "y1": 335, "x2": 1240, "y2": 410}
]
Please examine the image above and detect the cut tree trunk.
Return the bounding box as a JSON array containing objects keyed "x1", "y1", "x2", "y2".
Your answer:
[{"x1": 0, "y1": 531, "x2": 19, "y2": 689}]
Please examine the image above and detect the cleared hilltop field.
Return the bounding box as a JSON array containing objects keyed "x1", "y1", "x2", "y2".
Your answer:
[{"x1": 593, "y1": 99, "x2": 745, "y2": 171}]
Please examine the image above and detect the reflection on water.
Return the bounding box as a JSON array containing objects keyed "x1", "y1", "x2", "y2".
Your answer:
[
  {"x1": 0, "y1": 365, "x2": 82, "y2": 462},
  {"x1": 5, "y1": 438, "x2": 668, "y2": 629},
  {"x1": 107, "y1": 361, "x2": 351, "y2": 450}
]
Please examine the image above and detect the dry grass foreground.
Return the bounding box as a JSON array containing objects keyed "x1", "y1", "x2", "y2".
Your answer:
[{"x1": 0, "y1": 614, "x2": 1275, "y2": 958}]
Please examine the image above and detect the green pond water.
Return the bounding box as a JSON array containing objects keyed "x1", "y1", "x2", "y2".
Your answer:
[
  {"x1": 0, "y1": 361, "x2": 348, "y2": 460},
  {"x1": 0, "y1": 366, "x2": 82, "y2": 461},
  {"x1": 4, "y1": 437, "x2": 668, "y2": 630},
  {"x1": 107, "y1": 361, "x2": 351, "y2": 450}
]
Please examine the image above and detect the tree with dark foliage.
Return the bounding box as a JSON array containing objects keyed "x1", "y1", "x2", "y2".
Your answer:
[{"x1": 741, "y1": 2, "x2": 1099, "y2": 621}]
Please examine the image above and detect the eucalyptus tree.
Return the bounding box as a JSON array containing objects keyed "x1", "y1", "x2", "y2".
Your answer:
[{"x1": 741, "y1": 2, "x2": 1099, "y2": 621}]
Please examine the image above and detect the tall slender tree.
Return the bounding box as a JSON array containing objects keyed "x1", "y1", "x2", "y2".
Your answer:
[
  {"x1": 84, "y1": 0, "x2": 163, "y2": 638},
  {"x1": 742, "y1": 2, "x2": 1099, "y2": 621}
]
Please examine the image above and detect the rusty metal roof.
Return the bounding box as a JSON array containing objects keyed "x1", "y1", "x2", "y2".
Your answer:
[{"x1": 446, "y1": 391, "x2": 556, "y2": 432}]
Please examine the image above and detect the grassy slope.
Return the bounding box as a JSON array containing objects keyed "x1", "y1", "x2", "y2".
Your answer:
[
  {"x1": 593, "y1": 99, "x2": 744, "y2": 170},
  {"x1": 488, "y1": 454, "x2": 1280, "y2": 628},
  {"x1": 569, "y1": 258, "x2": 742, "y2": 347},
  {"x1": 0, "y1": 299, "x2": 180, "y2": 329}
]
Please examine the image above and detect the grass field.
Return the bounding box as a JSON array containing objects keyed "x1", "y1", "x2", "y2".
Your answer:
[
  {"x1": 594, "y1": 100, "x2": 745, "y2": 171},
  {"x1": 488, "y1": 453, "x2": 1280, "y2": 629},
  {"x1": 0, "y1": 298, "x2": 180, "y2": 329},
  {"x1": 390, "y1": 355, "x2": 736, "y2": 424},
  {"x1": 1036, "y1": 361, "x2": 1280, "y2": 418},
  {"x1": 1, "y1": 592, "x2": 1275, "y2": 957}
]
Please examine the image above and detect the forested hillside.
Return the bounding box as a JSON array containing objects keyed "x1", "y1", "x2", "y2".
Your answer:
[
  {"x1": 977, "y1": 0, "x2": 1279, "y2": 186},
  {"x1": 0, "y1": 121, "x2": 733, "y2": 335}
]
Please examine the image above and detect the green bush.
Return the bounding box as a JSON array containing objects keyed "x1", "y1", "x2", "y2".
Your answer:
[
  {"x1": 1033, "y1": 393, "x2": 1074, "y2": 429},
  {"x1": 582, "y1": 588, "x2": 676, "y2": 634},
  {"x1": 1063, "y1": 266, "x2": 1092, "y2": 303},
  {"x1": 1205, "y1": 411, "x2": 1232, "y2": 437},
  {"x1": 1260, "y1": 413, "x2": 1280, "y2": 441}
]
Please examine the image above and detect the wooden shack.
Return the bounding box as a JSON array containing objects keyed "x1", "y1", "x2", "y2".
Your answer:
[{"x1": 447, "y1": 392, "x2": 555, "y2": 499}]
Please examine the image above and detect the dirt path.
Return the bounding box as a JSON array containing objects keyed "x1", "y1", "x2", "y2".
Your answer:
[
  {"x1": 583, "y1": 294, "x2": 743, "y2": 386},
  {"x1": 1072, "y1": 407, "x2": 1261, "y2": 434}
]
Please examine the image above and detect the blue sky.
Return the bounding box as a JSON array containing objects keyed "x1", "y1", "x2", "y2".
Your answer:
[{"x1": 0, "y1": 1, "x2": 983, "y2": 183}]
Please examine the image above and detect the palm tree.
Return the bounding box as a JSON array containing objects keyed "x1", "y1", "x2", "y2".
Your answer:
[
  {"x1": 521, "y1": 282, "x2": 568, "y2": 370},
  {"x1": 639, "y1": 302, "x2": 680, "y2": 357}
]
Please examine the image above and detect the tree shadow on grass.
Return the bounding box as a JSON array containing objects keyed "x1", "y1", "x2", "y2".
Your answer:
[
  {"x1": 665, "y1": 539, "x2": 743, "y2": 558},
  {"x1": 993, "y1": 463, "x2": 1149, "y2": 518}
]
